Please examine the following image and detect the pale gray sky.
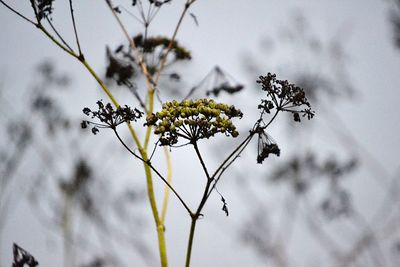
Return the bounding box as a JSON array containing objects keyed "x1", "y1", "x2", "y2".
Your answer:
[{"x1": 1, "y1": 1, "x2": 400, "y2": 267}]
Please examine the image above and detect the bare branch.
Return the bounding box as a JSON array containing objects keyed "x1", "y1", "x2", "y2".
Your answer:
[
  {"x1": 68, "y1": 0, "x2": 83, "y2": 58},
  {"x1": 0, "y1": 0, "x2": 37, "y2": 26}
]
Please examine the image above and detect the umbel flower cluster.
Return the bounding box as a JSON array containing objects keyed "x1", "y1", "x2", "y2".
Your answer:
[
  {"x1": 257, "y1": 72, "x2": 315, "y2": 122},
  {"x1": 133, "y1": 34, "x2": 192, "y2": 61},
  {"x1": 256, "y1": 130, "x2": 280, "y2": 164},
  {"x1": 81, "y1": 100, "x2": 143, "y2": 134},
  {"x1": 254, "y1": 73, "x2": 315, "y2": 164},
  {"x1": 31, "y1": 0, "x2": 55, "y2": 21},
  {"x1": 145, "y1": 99, "x2": 243, "y2": 146}
]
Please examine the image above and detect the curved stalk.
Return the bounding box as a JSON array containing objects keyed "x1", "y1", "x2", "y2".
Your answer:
[
  {"x1": 161, "y1": 146, "x2": 173, "y2": 223},
  {"x1": 0, "y1": 0, "x2": 36, "y2": 25},
  {"x1": 113, "y1": 129, "x2": 192, "y2": 215},
  {"x1": 142, "y1": 156, "x2": 168, "y2": 267}
]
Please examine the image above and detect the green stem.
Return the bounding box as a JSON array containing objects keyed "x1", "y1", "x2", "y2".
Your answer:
[
  {"x1": 68, "y1": 0, "x2": 83, "y2": 57},
  {"x1": 43, "y1": 20, "x2": 168, "y2": 266},
  {"x1": 39, "y1": 25, "x2": 77, "y2": 58},
  {"x1": 113, "y1": 129, "x2": 192, "y2": 215},
  {"x1": 0, "y1": 0, "x2": 36, "y2": 25},
  {"x1": 6, "y1": 6, "x2": 171, "y2": 266},
  {"x1": 185, "y1": 218, "x2": 197, "y2": 267},
  {"x1": 161, "y1": 146, "x2": 172, "y2": 223},
  {"x1": 142, "y1": 157, "x2": 168, "y2": 267},
  {"x1": 144, "y1": 89, "x2": 155, "y2": 149}
]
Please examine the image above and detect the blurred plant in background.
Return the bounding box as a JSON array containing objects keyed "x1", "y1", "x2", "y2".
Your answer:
[
  {"x1": 0, "y1": 62, "x2": 152, "y2": 267},
  {"x1": 220, "y1": 10, "x2": 400, "y2": 267},
  {"x1": 0, "y1": 1, "x2": 316, "y2": 266},
  {"x1": 1, "y1": 1, "x2": 400, "y2": 267}
]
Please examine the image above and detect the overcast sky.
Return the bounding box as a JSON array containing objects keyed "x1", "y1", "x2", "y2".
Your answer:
[{"x1": 1, "y1": 1, "x2": 400, "y2": 267}]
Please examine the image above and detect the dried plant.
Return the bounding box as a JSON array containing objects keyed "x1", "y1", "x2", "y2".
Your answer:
[{"x1": 0, "y1": 1, "x2": 315, "y2": 266}]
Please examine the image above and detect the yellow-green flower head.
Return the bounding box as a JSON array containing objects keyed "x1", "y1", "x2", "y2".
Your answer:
[{"x1": 145, "y1": 99, "x2": 243, "y2": 146}]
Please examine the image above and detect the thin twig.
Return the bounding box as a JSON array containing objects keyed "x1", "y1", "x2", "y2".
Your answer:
[
  {"x1": 29, "y1": 0, "x2": 40, "y2": 23},
  {"x1": 193, "y1": 141, "x2": 211, "y2": 180},
  {"x1": 45, "y1": 16, "x2": 74, "y2": 53},
  {"x1": 160, "y1": 146, "x2": 172, "y2": 223},
  {"x1": 128, "y1": 86, "x2": 148, "y2": 113},
  {"x1": 69, "y1": 0, "x2": 83, "y2": 58},
  {"x1": 105, "y1": 0, "x2": 154, "y2": 85},
  {"x1": 0, "y1": 0, "x2": 37, "y2": 25},
  {"x1": 38, "y1": 24, "x2": 80, "y2": 59},
  {"x1": 207, "y1": 134, "x2": 254, "y2": 200},
  {"x1": 113, "y1": 129, "x2": 192, "y2": 215},
  {"x1": 154, "y1": 0, "x2": 196, "y2": 84},
  {"x1": 148, "y1": 141, "x2": 159, "y2": 161},
  {"x1": 120, "y1": 5, "x2": 144, "y2": 25},
  {"x1": 210, "y1": 133, "x2": 254, "y2": 184},
  {"x1": 204, "y1": 110, "x2": 280, "y2": 204}
]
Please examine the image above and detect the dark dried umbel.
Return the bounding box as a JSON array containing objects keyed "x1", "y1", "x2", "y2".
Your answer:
[
  {"x1": 30, "y1": 0, "x2": 54, "y2": 21},
  {"x1": 390, "y1": 0, "x2": 400, "y2": 50},
  {"x1": 206, "y1": 83, "x2": 244, "y2": 97},
  {"x1": 253, "y1": 73, "x2": 315, "y2": 164},
  {"x1": 257, "y1": 73, "x2": 315, "y2": 122},
  {"x1": 145, "y1": 99, "x2": 243, "y2": 146},
  {"x1": 12, "y1": 243, "x2": 38, "y2": 267},
  {"x1": 105, "y1": 47, "x2": 136, "y2": 87},
  {"x1": 133, "y1": 34, "x2": 191, "y2": 61},
  {"x1": 60, "y1": 159, "x2": 92, "y2": 197},
  {"x1": 187, "y1": 66, "x2": 244, "y2": 99},
  {"x1": 81, "y1": 100, "x2": 143, "y2": 134},
  {"x1": 256, "y1": 130, "x2": 280, "y2": 164},
  {"x1": 269, "y1": 153, "x2": 357, "y2": 195},
  {"x1": 320, "y1": 186, "x2": 352, "y2": 220},
  {"x1": 131, "y1": 0, "x2": 172, "y2": 7},
  {"x1": 148, "y1": 0, "x2": 172, "y2": 6}
]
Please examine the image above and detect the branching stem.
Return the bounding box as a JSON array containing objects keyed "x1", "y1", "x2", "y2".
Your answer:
[
  {"x1": 193, "y1": 141, "x2": 211, "y2": 180},
  {"x1": 161, "y1": 146, "x2": 173, "y2": 223},
  {"x1": 45, "y1": 16, "x2": 74, "y2": 53},
  {"x1": 113, "y1": 129, "x2": 192, "y2": 216},
  {"x1": 68, "y1": 0, "x2": 83, "y2": 58},
  {"x1": 0, "y1": 0, "x2": 36, "y2": 25}
]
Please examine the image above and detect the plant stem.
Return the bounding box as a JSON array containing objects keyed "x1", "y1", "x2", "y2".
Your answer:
[
  {"x1": 184, "y1": 148, "x2": 214, "y2": 266},
  {"x1": 144, "y1": 88, "x2": 155, "y2": 149},
  {"x1": 68, "y1": 0, "x2": 83, "y2": 57},
  {"x1": 105, "y1": 0, "x2": 154, "y2": 85},
  {"x1": 193, "y1": 142, "x2": 210, "y2": 179},
  {"x1": 185, "y1": 218, "x2": 197, "y2": 267},
  {"x1": 45, "y1": 17, "x2": 74, "y2": 52},
  {"x1": 41, "y1": 18, "x2": 169, "y2": 266},
  {"x1": 142, "y1": 157, "x2": 168, "y2": 267},
  {"x1": 0, "y1": 0, "x2": 36, "y2": 25},
  {"x1": 38, "y1": 24, "x2": 79, "y2": 59},
  {"x1": 161, "y1": 146, "x2": 172, "y2": 223},
  {"x1": 154, "y1": 0, "x2": 196, "y2": 85},
  {"x1": 113, "y1": 129, "x2": 192, "y2": 215}
]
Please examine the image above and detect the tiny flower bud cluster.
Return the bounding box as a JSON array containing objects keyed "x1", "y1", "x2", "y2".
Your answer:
[{"x1": 145, "y1": 99, "x2": 243, "y2": 146}]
